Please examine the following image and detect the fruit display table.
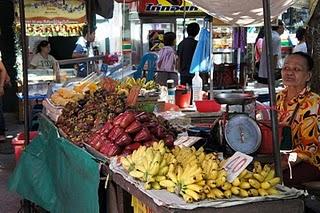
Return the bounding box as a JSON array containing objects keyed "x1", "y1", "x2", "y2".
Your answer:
[{"x1": 110, "y1": 171, "x2": 304, "y2": 213}]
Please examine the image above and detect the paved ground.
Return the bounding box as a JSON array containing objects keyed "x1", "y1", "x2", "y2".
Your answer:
[{"x1": 0, "y1": 113, "x2": 23, "y2": 213}]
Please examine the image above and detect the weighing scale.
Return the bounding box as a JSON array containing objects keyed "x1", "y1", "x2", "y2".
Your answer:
[{"x1": 213, "y1": 92, "x2": 262, "y2": 155}]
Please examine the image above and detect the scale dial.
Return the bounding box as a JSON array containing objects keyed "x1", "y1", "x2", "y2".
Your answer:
[{"x1": 224, "y1": 114, "x2": 262, "y2": 154}]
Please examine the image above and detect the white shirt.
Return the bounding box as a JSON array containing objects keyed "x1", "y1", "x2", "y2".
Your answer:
[
  {"x1": 258, "y1": 31, "x2": 282, "y2": 79},
  {"x1": 30, "y1": 53, "x2": 56, "y2": 69},
  {"x1": 293, "y1": 42, "x2": 307, "y2": 53}
]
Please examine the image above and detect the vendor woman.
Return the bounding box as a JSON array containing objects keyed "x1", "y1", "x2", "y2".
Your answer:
[
  {"x1": 30, "y1": 40, "x2": 58, "y2": 71},
  {"x1": 277, "y1": 52, "x2": 320, "y2": 188}
]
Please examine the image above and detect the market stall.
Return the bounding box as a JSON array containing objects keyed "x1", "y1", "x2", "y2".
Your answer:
[{"x1": 9, "y1": 0, "x2": 310, "y2": 212}]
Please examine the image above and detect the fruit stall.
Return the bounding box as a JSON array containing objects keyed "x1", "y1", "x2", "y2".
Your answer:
[{"x1": 8, "y1": 74, "x2": 305, "y2": 213}]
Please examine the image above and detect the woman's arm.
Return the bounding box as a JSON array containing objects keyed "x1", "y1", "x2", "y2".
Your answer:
[{"x1": 0, "y1": 61, "x2": 7, "y2": 96}]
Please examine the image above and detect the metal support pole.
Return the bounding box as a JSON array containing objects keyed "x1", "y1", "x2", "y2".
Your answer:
[
  {"x1": 262, "y1": 0, "x2": 282, "y2": 180},
  {"x1": 18, "y1": 0, "x2": 32, "y2": 212},
  {"x1": 207, "y1": 16, "x2": 214, "y2": 100}
]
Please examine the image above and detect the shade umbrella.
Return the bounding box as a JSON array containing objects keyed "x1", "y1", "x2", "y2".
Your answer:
[{"x1": 186, "y1": 0, "x2": 294, "y2": 179}]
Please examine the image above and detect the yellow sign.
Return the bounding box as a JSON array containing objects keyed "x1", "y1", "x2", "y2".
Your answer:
[{"x1": 23, "y1": 0, "x2": 86, "y2": 24}]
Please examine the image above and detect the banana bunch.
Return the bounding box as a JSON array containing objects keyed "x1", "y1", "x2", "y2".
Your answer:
[
  {"x1": 122, "y1": 143, "x2": 282, "y2": 203},
  {"x1": 116, "y1": 77, "x2": 158, "y2": 96},
  {"x1": 121, "y1": 141, "x2": 170, "y2": 190},
  {"x1": 159, "y1": 163, "x2": 205, "y2": 203},
  {"x1": 228, "y1": 161, "x2": 281, "y2": 197}
]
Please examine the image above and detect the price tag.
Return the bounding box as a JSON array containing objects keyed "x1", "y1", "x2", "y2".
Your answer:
[{"x1": 223, "y1": 151, "x2": 253, "y2": 182}]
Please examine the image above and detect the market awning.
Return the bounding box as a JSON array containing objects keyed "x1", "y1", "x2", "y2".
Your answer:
[{"x1": 186, "y1": 0, "x2": 294, "y2": 26}]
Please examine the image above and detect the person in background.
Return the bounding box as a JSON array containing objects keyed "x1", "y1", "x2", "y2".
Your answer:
[
  {"x1": 72, "y1": 24, "x2": 96, "y2": 77},
  {"x1": 177, "y1": 22, "x2": 200, "y2": 86},
  {"x1": 254, "y1": 27, "x2": 264, "y2": 75},
  {"x1": 277, "y1": 52, "x2": 320, "y2": 188},
  {"x1": 30, "y1": 40, "x2": 58, "y2": 70},
  {"x1": 258, "y1": 20, "x2": 284, "y2": 84},
  {"x1": 0, "y1": 60, "x2": 10, "y2": 142},
  {"x1": 156, "y1": 32, "x2": 178, "y2": 86},
  {"x1": 293, "y1": 27, "x2": 307, "y2": 53}
]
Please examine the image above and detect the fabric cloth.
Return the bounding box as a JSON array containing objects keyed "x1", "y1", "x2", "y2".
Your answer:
[
  {"x1": 292, "y1": 42, "x2": 307, "y2": 53},
  {"x1": 283, "y1": 161, "x2": 320, "y2": 189},
  {"x1": 73, "y1": 37, "x2": 94, "y2": 77},
  {"x1": 177, "y1": 37, "x2": 197, "y2": 84},
  {"x1": 258, "y1": 31, "x2": 282, "y2": 79},
  {"x1": 157, "y1": 46, "x2": 176, "y2": 72},
  {"x1": 276, "y1": 87, "x2": 320, "y2": 171},
  {"x1": 155, "y1": 71, "x2": 178, "y2": 86},
  {"x1": 30, "y1": 53, "x2": 56, "y2": 69}
]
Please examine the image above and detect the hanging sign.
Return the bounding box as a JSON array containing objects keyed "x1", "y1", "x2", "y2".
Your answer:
[
  {"x1": 20, "y1": 0, "x2": 86, "y2": 25},
  {"x1": 138, "y1": 0, "x2": 203, "y2": 16}
]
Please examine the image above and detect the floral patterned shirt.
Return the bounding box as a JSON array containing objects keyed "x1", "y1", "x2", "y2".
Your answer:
[{"x1": 277, "y1": 87, "x2": 320, "y2": 170}]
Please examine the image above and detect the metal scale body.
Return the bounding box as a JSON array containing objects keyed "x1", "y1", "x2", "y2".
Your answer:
[{"x1": 212, "y1": 92, "x2": 262, "y2": 156}]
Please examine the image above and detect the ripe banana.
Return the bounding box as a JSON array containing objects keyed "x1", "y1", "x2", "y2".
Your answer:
[{"x1": 248, "y1": 179, "x2": 261, "y2": 189}]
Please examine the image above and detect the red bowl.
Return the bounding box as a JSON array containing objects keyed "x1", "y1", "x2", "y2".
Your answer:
[{"x1": 195, "y1": 100, "x2": 221, "y2": 112}]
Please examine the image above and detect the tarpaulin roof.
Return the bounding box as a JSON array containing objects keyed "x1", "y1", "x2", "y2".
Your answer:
[{"x1": 186, "y1": 0, "x2": 294, "y2": 26}]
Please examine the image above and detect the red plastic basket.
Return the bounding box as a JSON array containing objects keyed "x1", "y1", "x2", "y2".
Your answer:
[
  {"x1": 195, "y1": 100, "x2": 221, "y2": 112},
  {"x1": 11, "y1": 131, "x2": 38, "y2": 162}
]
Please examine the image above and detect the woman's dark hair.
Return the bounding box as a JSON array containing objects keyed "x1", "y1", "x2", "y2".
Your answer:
[
  {"x1": 255, "y1": 27, "x2": 264, "y2": 45},
  {"x1": 187, "y1": 23, "x2": 200, "y2": 37},
  {"x1": 82, "y1": 24, "x2": 97, "y2": 36},
  {"x1": 163, "y1": 32, "x2": 176, "y2": 46},
  {"x1": 291, "y1": 52, "x2": 313, "y2": 71},
  {"x1": 272, "y1": 19, "x2": 284, "y2": 31},
  {"x1": 296, "y1": 27, "x2": 306, "y2": 41},
  {"x1": 36, "y1": 40, "x2": 49, "y2": 53}
]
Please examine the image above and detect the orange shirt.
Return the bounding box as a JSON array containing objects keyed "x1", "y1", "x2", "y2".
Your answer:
[{"x1": 277, "y1": 87, "x2": 320, "y2": 170}]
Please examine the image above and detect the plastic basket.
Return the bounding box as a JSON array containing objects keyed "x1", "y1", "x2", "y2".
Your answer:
[{"x1": 11, "y1": 131, "x2": 38, "y2": 162}]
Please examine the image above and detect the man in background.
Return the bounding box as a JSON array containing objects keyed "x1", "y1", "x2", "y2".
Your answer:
[
  {"x1": 177, "y1": 22, "x2": 200, "y2": 86},
  {"x1": 258, "y1": 20, "x2": 284, "y2": 84},
  {"x1": 72, "y1": 24, "x2": 96, "y2": 77},
  {"x1": 293, "y1": 27, "x2": 307, "y2": 53}
]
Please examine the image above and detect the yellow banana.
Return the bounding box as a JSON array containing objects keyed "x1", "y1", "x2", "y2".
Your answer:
[
  {"x1": 181, "y1": 192, "x2": 193, "y2": 203},
  {"x1": 167, "y1": 186, "x2": 175, "y2": 193},
  {"x1": 231, "y1": 186, "x2": 240, "y2": 195},
  {"x1": 224, "y1": 190, "x2": 232, "y2": 199},
  {"x1": 244, "y1": 171, "x2": 253, "y2": 179},
  {"x1": 248, "y1": 188, "x2": 259, "y2": 197},
  {"x1": 253, "y1": 173, "x2": 265, "y2": 182},
  {"x1": 129, "y1": 170, "x2": 144, "y2": 179},
  {"x1": 239, "y1": 189, "x2": 249, "y2": 198},
  {"x1": 248, "y1": 179, "x2": 261, "y2": 189},
  {"x1": 203, "y1": 185, "x2": 211, "y2": 194},
  {"x1": 261, "y1": 182, "x2": 271, "y2": 190},
  {"x1": 264, "y1": 169, "x2": 275, "y2": 181},
  {"x1": 185, "y1": 184, "x2": 203, "y2": 193},
  {"x1": 222, "y1": 182, "x2": 232, "y2": 191},
  {"x1": 239, "y1": 182, "x2": 251, "y2": 189},
  {"x1": 158, "y1": 166, "x2": 169, "y2": 176},
  {"x1": 144, "y1": 182, "x2": 151, "y2": 190},
  {"x1": 267, "y1": 187, "x2": 280, "y2": 195},
  {"x1": 151, "y1": 182, "x2": 161, "y2": 190},
  {"x1": 239, "y1": 169, "x2": 248, "y2": 179},
  {"x1": 253, "y1": 161, "x2": 262, "y2": 173},
  {"x1": 155, "y1": 175, "x2": 166, "y2": 182},
  {"x1": 268, "y1": 177, "x2": 281, "y2": 186},
  {"x1": 232, "y1": 177, "x2": 241, "y2": 187},
  {"x1": 183, "y1": 189, "x2": 200, "y2": 201},
  {"x1": 148, "y1": 161, "x2": 160, "y2": 176},
  {"x1": 159, "y1": 180, "x2": 176, "y2": 188},
  {"x1": 212, "y1": 188, "x2": 224, "y2": 199},
  {"x1": 216, "y1": 176, "x2": 226, "y2": 187},
  {"x1": 258, "y1": 188, "x2": 269, "y2": 196},
  {"x1": 196, "y1": 180, "x2": 206, "y2": 186}
]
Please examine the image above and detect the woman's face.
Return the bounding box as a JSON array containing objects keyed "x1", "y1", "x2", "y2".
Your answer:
[
  {"x1": 41, "y1": 44, "x2": 51, "y2": 54},
  {"x1": 281, "y1": 55, "x2": 311, "y2": 89}
]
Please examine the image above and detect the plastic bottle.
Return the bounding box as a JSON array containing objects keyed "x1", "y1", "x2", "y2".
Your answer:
[
  {"x1": 192, "y1": 72, "x2": 203, "y2": 105},
  {"x1": 167, "y1": 79, "x2": 175, "y2": 104}
]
